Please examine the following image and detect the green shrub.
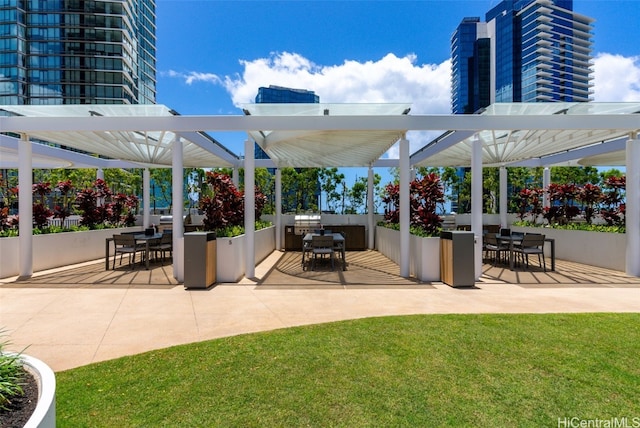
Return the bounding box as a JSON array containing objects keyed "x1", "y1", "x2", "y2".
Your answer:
[{"x1": 0, "y1": 330, "x2": 25, "y2": 411}]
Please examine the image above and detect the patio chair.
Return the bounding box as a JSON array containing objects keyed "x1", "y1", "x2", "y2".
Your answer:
[
  {"x1": 332, "y1": 231, "x2": 346, "y2": 264},
  {"x1": 484, "y1": 233, "x2": 509, "y2": 265},
  {"x1": 301, "y1": 238, "x2": 312, "y2": 270},
  {"x1": 311, "y1": 235, "x2": 335, "y2": 271},
  {"x1": 512, "y1": 234, "x2": 546, "y2": 271},
  {"x1": 149, "y1": 232, "x2": 172, "y2": 264},
  {"x1": 112, "y1": 234, "x2": 145, "y2": 269}
]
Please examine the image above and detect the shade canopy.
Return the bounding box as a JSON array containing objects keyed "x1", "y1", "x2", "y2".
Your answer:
[
  {"x1": 0, "y1": 105, "x2": 238, "y2": 168},
  {"x1": 412, "y1": 102, "x2": 640, "y2": 167},
  {"x1": 242, "y1": 103, "x2": 411, "y2": 167}
]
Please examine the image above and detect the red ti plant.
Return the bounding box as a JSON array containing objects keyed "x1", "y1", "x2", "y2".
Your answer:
[
  {"x1": 200, "y1": 172, "x2": 245, "y2": 231},
  {"x1": 577, "y1": 183, "x2": 602, "y2": 224},
  {"x1": 76, "y1": 179, "x2": 113, "y2": 228},
  {"x1": 108, "y1": 193, "x2": 139, "y2": 226},
  {"x1": 381, "y1": 174, "x2": 445, "y2": 236},
  {"x1": 382, "y1": 183, "x2": 400, "y2": 224},
  {"x1": 515, "y1": 188, "x2": 543, "y2": 222},
  {"x1": 546, "y1": 183, "x2": 580, "y2": 224},
  {"x1": 32, "y1": 182, "x2": 53, "y2": 229},
  {"x1": 410, "y1": 173, "x2": 445, "y2": 235},
  {"x1": 600, "y1": 176, "x2": 625, "y2": 227},
  {"x1": 53, "y1": 180, "x2": 74, "y2": 226}
]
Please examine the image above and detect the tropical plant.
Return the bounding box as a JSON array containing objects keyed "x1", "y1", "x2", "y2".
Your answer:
[
  {"x1": 200, "y1": 171, "x2": 267, "y2": 232},
  {"x1": 600, "y1": 176, "x2": 625, "y2": 227},
  {"x1": 547, "y1": 183, "x2": 580, "y2": 224},
  {"x1": 577, "y1": 183, "x2": 602, "y2": 224},
  {"x1": 0, "y1": 329, "x2": 25, "y2": 411},
  {"x1": 53, "y1": 180, "x2": 74, "y2": 226},
  {"x1": 382, "y1": 173, "x2": 445, "y2": 236}
]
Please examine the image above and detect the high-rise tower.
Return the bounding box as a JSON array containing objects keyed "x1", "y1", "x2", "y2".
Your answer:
[
  {"x1": 451, "y1": 0, "x2": 593, "y2": 113},
  {"x1": 0, "y1": 0, "x2": 156, "y2": 105}
]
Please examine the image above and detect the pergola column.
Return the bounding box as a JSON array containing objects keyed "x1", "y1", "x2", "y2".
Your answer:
[
  {"x1": 18, "y1": 133, "x2": 33, "y2": 279},
  {"x1": 367, "y1": 166, "x2": 374, "y2": 249},
  {"x1": 143, "y1": 168, "x2": 150, "y2": 229},
  {"x1": 96, "y1": 168, "x2": 104, "y2": 207},
  {"x1": 399, "y1": 138, "x2": 410, "y2": 277},
  {"x1": 499, "y1": 166, "x2": 508, "y2": 228},
  {"x1": 471, "y1": 135, "x2": 483, "y2": 280},
  {"x1": 232, "y1": 168, "x2": 239, "y2": 189},
  {"x1": 172, "y1": 136, "x2": 184, "y2": 282},
  {"x1": 275, "y1": 168, "x2": 282, "y2": 250},
  {"x1": 244, "y1": 139, "x2": 256, "y2": 279},
  {"x1": 543, "y1": 167, "x2": 551, "y2": 210},
  {"x1": 627, "y1": 135, "x2": 640, "y2": 277}
]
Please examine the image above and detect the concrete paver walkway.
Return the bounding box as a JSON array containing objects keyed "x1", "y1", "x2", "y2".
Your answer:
[{"x1": 1, "y1": 250, "x2": 639, "y2": 372}]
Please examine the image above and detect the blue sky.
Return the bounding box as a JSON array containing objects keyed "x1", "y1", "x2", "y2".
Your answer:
[{"x1": 155, "y1": 0, "x2": 640, "y2": 202}]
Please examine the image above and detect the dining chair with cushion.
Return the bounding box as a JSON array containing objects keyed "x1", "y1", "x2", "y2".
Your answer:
[
  {"x1": 332, "y1": 231, "x2": 346, "y2": 264},
  {"x1": 311, "y1": 235, "x2": 335, "y2": 271},
  {"x1": 149, "y1": 232, "x2": 173, "y2": 264},
  {"x1": 484, "y1": 233, "x2": 509, "y2": 265},
  {"x1": 301, "y1": 238, "x2": 312, "y2": 270},
  {"x1": 512, "y1": 233, "x2": 546, "y2": 271},
  {"x1": 112, "y1": 234, "x2": 145, "y2": 269}
]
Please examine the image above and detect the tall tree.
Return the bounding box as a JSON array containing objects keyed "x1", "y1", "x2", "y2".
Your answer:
[{"x1": 318, "y1": 167, "x2": 345, "y2": 213}]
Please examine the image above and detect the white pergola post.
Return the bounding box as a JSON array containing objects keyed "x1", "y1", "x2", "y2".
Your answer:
[
  {"x1": 367, "y1": 166, "x2": 374, "y2": 249},
  {"x1": 232, "y1": 168, "x2": 239, "y2": 189},
  {"x1": 627, "y1": 135, "x2": 640, "y2": 277},
  {"x1": 172, "y1": 136, "x2": 184, "y2": 282},
  {"x1": 543, "y1": 167, "x2": 551, "y2": 210},
  {"x1": 275, "y1": 168, "x2": 282, "y2": 250},
  {"x1": 471, "y1": 135, "x2": 483, "y2": 280},
  {"x1": 96, "y1": 168, "x2": 104, "y2": 207},
  {"x1": 399, "y1": 138, "x2": 410, "y2": 277},
  {"x1": 18, "y1": 134, "x2": 33, "y2": 279},
  {"x1": 244, "y1": 139, "x2": 256, "y2": 279},
  {"x1": 143, "y1": 168, "x2": 150, "y2": 229},
  {"x1": 499, "y1": 166, "x2": 508, "y2": 228}
]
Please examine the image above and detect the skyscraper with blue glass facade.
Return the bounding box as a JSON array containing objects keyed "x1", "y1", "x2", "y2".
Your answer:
[
  {"x1": 0, "y1": 0, "x2": 156, "y2": 105},
  {"x1": 451, "y1": 0, "x2": 593, "y2": 114},
  {"x1": 253, "y1": 85, "x2": 320, "y2": 161}
]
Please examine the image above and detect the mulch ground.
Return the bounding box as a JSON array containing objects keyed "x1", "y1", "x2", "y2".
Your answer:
[{"x1": 0, "y1": 370, "x2": 38, "y2": 428}]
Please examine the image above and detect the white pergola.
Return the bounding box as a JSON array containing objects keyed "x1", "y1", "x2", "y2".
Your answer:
[{"x1": 1, "y1": 102, "x2": 638, "y2": 280}]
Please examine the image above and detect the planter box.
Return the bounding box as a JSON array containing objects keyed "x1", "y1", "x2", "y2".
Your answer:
[
  {"x1": 216, "y1": 226, "x2": 276, "y2": 283},
  {"x1": 22, "y1": 353, "x2": 56, "y2": 428},
  {"x1": 0, "y1": 227, "x2": 141, "y2": 279},
  {"x1": 375, "y1": 226, "x2": 440, "y2": 282},
  {"x1": 511, "y1": 226, "x2": 626, "y2": 271}
]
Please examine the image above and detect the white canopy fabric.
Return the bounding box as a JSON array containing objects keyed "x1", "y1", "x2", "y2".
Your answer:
[
  {"x1": 241, "y1": 103, "x2": 411, "y2": 167},
  {"x1": 0, "y1": 134, "x2": 145, "y2": 169},
  {"x1": 0, "y1": 105, "x2": 238, "y2": 168},
  {"x1": 412, "y1": 102, "x2": 640, "y2": 167}
]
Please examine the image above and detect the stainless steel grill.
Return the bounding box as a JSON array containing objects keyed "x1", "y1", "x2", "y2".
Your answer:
[{"x1": 293, "y1": 214, "x2": 321, "y2": 235}]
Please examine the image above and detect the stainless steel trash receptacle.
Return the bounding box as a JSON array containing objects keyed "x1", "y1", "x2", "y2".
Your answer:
[
  {"x1": 439, "y1": 231, "x2": 475, "y2": 287},
  {"x1": 184, "y1": 231, "x2": 216, "y2": 289}
]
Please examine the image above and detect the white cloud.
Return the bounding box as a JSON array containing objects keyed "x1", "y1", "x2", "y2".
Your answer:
[
  {"x1": 593, "y1": 53, "x2": 640, "y2": 102},
  {"x1": 218, "y1": 52, "x2": 452, "y2": 156},
  {"x1": 163, "y1": 69, "x2": 221, "y2": 85},
  {"x1": 220, "y1": 52, "x2": 452, "y2": 114}
]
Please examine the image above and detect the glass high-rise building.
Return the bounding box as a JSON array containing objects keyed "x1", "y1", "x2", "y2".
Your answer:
[
  {"x1": 451, "y1": 0, "x2": 593, "y2": 113},
  {"x1": 0, "y1": 0, "x2": 156, "y2": 105},
  {"x1": 255, "y1": 85, "x2": 319, "y2": 104}
]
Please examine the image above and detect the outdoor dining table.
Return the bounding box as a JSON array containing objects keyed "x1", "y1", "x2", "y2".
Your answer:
[
  {"x1": 105, "y1": 232, "x2": 162, "y2": 270},
  {"x1": 496, "y1": 233, "x2": 556, "y2": 271},
  {"x1": 302, "y1": 232, "x2": 346, "y2": 271}
]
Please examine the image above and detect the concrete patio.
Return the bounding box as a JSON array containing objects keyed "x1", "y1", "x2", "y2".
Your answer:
[{"x1": 1, "y1": 249, "x2": 639, "y2": 372}]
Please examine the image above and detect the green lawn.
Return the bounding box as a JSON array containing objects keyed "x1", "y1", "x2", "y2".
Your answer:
[{"x1": 57, "y1": 313, "x2": 640, "y2": 427}]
